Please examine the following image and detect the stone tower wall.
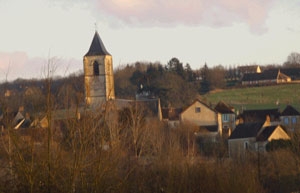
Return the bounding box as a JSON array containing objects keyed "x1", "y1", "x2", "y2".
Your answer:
[{"x1": 83, "y1": 55, "x2": 115, "y2": 107}]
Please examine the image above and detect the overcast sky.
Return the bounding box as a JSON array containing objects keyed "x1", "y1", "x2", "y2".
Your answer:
[{"x1": 0, "y1": 0, "x2": 300, "y2": 81}]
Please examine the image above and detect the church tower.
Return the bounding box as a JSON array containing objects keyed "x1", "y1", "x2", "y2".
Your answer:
[{"x1": 83, "y1": 31, "x2": 115, "y2": 108}]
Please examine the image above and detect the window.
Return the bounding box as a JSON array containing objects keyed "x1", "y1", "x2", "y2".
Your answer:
[
  {"x1": 284, "y1": 117, "x2": 289, "y2": 125},
  {"x1": 195, "y1": 107, "x2": 201, "y2": 113},
  {"x1": 244, "y1": 141, "x2": 249, "y2": 150},
  {"x1": 292, "y1": 117, "x2": 297, "y2": 124},
  {"x1": 93, "y1": 61, "x2": 100, "y2": 76},
  {"x1": 222, "y1": 114, "x2": 229, "y2": 122}
]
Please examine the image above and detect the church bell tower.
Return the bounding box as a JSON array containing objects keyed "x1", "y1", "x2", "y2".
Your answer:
[{"x1": 83, "y1": 31, "x2": 115, "y2": 108}]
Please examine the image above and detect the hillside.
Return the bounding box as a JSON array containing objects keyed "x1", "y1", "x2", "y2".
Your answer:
[{"x1": 204, "y1": 83, "x2": 300, "y2": 111}]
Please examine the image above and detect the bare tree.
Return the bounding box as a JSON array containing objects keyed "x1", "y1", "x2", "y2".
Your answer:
[
  {"x1": 284, "y1": 52, "x2": 300, "y2": 67},
  {"x1": 208, "y1": 65, "x2": 226, "y2": 90}
]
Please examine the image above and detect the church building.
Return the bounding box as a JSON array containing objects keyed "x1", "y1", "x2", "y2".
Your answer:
[
  {"x1": 83, "y1": 31, "x2": 162, "y2": 120},
  {"x1": 83, "y1": 31, "x2": 115, "y2": 108}
]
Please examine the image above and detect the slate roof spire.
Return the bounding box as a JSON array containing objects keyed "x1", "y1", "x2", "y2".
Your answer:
[{"x1": 85, "y1": 31, "x2": 111, "y2": 56}]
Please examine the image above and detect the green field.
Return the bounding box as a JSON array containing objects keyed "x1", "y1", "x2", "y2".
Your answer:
[{"x1": 203, "y1": 83, "x2": 300, "y2": 112}]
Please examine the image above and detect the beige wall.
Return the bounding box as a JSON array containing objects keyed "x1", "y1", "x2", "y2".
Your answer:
[
  {"x1": 83, "y1": 55, "x2": 115, "y2": 107},
  {"x1": 268, "y1": 126, "x2": 290, "y2": 141},
  {"x1": 180, "y1": 101, "x2": 217, "y2": 126},
  {"x1": 228, "y1": 137, "x2": 256, "y2": 158},
  {"x1": 104, "y1": 56, "x2": 115, "y2": 100}
]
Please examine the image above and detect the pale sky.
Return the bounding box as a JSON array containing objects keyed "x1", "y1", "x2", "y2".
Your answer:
[{"x1": 0, "y1": 0, "x2": 300, "y2": 81}]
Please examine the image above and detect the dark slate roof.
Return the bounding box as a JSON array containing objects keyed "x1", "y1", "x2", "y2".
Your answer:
[
  {"x1": 162, "y1": 108, "x2": 182, "y2": 120},
  {"x1": 264, "y1": 68, "x2": 300, "y2": 80},
  {"x1": 241, "y1": 70, "x2": 278, "y2": 82},
  {"x1": 281, "y1": 105, "x2": 300, "y2": 116},
  {"x1": 256, "y1": 125, "x2": 277, "y2": 141},
  {"x1": 240, "y1": 108, "x2": 280, "y2": 123},
  {"x1": 85, "y1": 31, "x2": 111, "y2": 56},
  {"x1": 214, "y1": 101, "x2": 234, "y2": 114},
  {"x1": 229, "y1": 122, "x2": 264, "y2": 139}
]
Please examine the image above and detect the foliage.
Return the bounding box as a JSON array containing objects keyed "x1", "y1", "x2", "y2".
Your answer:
[
  {"x1": 266, "y1": 139, "x2": 292, "y2": 152},
  {"x1": 114, "y1": 65, "x2": 137, "y2": 99},
  {"x1": 199, "y1": 63, "x2": 210, "y2": 94},
  {"x1": 115, "y1": 59, "x2": 199, "y2": 108}
]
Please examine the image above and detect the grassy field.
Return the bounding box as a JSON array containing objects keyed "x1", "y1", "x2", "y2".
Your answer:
[{"x1": 203, "y1": 83, "x2": 300, "y2": 112}]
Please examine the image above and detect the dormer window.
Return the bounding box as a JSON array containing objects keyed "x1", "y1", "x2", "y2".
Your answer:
[{"x1": 93, "y1": 61, "x2": 100, "y2": 76}]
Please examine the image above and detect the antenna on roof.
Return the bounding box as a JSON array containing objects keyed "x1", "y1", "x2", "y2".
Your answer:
[{"x1": 94, "y1": 22, "x2": 98, "y2": 32}]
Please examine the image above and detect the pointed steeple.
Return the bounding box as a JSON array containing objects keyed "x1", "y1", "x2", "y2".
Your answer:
[{"x1": 85, "y1": 31, "x2": 111, "y2": 56}]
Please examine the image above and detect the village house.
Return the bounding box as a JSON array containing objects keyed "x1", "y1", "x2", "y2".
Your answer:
[
  {"x1": 264, "y1": 68, "x2": 300, "y2": 81},
  {"x1": 238, "y1": 65, "x2": 261, "y2": 76},
  {"x1": 0, "y1": 106, "x2": 31, "y2": 130},
  {"x1": 228, "y1": 122, "x2": 264, "y2": 157},
  {"x1": 256, "y1": 125, "x2": 290, "y2": 152},
  {"x1": 228, "y1": 121, "x2": 290, "y2": 157},
  {"x1": 180, "y1": 99, "x2": 218, "y2": 128},
  {"x1": 280, "y1": 105, "x2": 300, "y2": 133},
  {"x1": 214, "y1": 101, "x2": 236, "y2": 137},
  {"x1": 241, "y1": 69, "x2": 291, "y2": 86},
  {"x1": 162, "y1": 99, "x2": 219, "y2": 143},
  {"x1": 236, "y1": 108, "x2": 281, "y2": 124},
  {"x1": 162, "y1": 100, "x2": 236, "y2": 138}
]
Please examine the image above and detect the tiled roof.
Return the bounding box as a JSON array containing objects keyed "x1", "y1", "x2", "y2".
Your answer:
[
  {"x1": 229, "y1": 122, "x2": 264, "y2": 139},
  {"x1": 256, "y1": 125, "x2": 277, "y2": 141},
  {"x1": 85, "y1": 31, "x2": 111, "y2": 56},
  {"x1": 281, "y1": 105, "x2": 300, "y2": 116},
  {"x1": 214, "y1": 101, "x2": 234, "y2": 114}
]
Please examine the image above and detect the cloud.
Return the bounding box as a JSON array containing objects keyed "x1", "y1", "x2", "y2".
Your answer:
[
  {"x1": 0, "y1": 51, "x2": 82, "y2": 81},
  {"x1": 0, "y1": 52, "x2": 46, "y2": 81},
  {"x1": 93, "y1": 0, "x2": 274, "y2": 33}
]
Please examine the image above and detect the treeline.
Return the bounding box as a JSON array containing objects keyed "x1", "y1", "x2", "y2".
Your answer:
[
  {"x1": 0, "y1": 73, "x2": 84, "y2": 114},
  {"x1": 114, "y1": 54, "x2": 300, "y2": 107},
  {"x1": 1, "y1": 52, "x2": 300, "y2": 112},
  {"x1": 1, "y1": 57, "x2": 224, "y2": 110},
  {"x1": 114, "y1": 57, "x2": 237, "y2": 107}
]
